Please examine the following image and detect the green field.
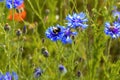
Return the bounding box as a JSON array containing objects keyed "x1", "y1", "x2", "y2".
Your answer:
[{"x1": 0, "y1": 0, "x2": 120, "y2": 80}]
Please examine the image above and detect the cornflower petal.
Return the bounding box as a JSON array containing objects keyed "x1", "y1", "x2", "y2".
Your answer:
[
  {"x1": 45, "y1": 25, "x2": 65, "y2": 41},
  {"x1": 104, "y1": 21, "x2": 120, "y2": 38},
  {"x1": 66, "y1": 12, "x2": 88, "y2": 29},
  {"x1": 6, "y1": 0, "x2": 24, "y2": 9}
]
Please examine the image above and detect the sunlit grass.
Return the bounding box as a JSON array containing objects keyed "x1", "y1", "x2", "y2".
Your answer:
[{"x1": 0, "y1": 0, "x2": 120, "y2": 80}]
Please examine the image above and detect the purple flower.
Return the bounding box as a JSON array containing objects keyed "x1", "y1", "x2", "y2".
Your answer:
[
  {"x1": 58, "y1": 64, "x2": 67, "y2": 74},
  {"x1": 61, "y1": 28, "x2": 77, "y2": 44},
  {"x1": 104, "y1": 22, "x2": 120, "y2": 38},
  {"x1": 0, "y1": 0, "x2": 4, "y2": 2},
  {"x1": 41, "y1": 47, "x2": 49, "y2": 57},
  {"x1": 34, "y1": 68, "x2": 43, "y2": 78},
  {"x1": 45, "y1": 25, "x2": 65, "y2": 41},
  {"x1": 77, "y1": 71, "x2": 81, "y2": 77},
  {"x1": 66, "y1": 12, "x2": 88, "y2": 29},
  {"x1": 22, "y1": 26, "x2": 27, "y2": 34},
  {"x1": 12, "y1": 72, "x2": 18, "y2": 80},
  {"x1": 6, "y1": 0, "x2": 24, "y2": 9},
  {"x1": 4, "y1": 72, "x2": 12, "y2": 80},
  {"x1": 113, "y1": 11, "x2": 120, "y2": 20},
  {"x1": 0, "y1": 72, "x2": 18, "y2": 80},
  {"x1": 45, "y1": 25, "x2": 77, "y2": 44},
  {"x1": 0, "y1": 73, "x2": 4, "y2": 80},
  {"x1": 112, "y1": 6, "x2": 120, "y2": 21}
]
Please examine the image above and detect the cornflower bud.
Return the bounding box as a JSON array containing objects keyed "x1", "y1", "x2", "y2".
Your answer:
[
  {"x1": 4, "y1": 23, "x2": 10, "y2": 31},
  {"x1": 16, "y1": 29, "x2": 22, "y2": 37}
]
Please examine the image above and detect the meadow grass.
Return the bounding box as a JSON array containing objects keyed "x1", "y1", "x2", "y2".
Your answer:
[{"x1": 0, "y1": 0, "x2": 120, "y2": 80}]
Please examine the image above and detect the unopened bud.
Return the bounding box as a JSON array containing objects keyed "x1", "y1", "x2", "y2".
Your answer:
[
  {"x1": 22, "y1": 26, "x2": 27, "y2": 34},
  {"x1": 16, "y1": 29, "x2": 22, "y2": 37},
  {"x1": 4, "y1": 23, "x2": 10, "y2": 31},
  {"x1": 77, "y1": 71, "x2": 81, "y2": 77},
  {"x1": 42, "y1": 38, "x2": 45, "y2": 43},
  {"x1": 41, "y1": 47, "x2": 49, "y2": 57}
]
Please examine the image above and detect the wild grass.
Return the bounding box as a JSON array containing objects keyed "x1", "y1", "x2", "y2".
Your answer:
[{"x1": 0, "y1": 0, "x2": 120, "y2": 80}]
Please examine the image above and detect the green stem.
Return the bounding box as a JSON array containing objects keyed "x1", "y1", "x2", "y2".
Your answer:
[
  {"x1": 107, "y1": 38, "x2": 112, "y2": 60},
  {"x1": 27, "y1": 0, "x2": 45, "y2": 30}
]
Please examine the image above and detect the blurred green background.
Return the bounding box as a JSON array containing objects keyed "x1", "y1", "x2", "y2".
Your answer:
[{"x1": 0, "y1": 0, "x2": 120, "y2": 80}]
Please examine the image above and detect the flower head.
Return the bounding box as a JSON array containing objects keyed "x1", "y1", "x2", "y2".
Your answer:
[
  {"x1": 113, "y1": 11, "x2": 120, "y2": 20},
  {"x1": 34, "y1": 68, "x2": 43, "y2": 78},
  {"x1": 4, "y1": 23, "x2": 11, "y2": 31},
  {"x1": 45, "y1": 25, "x2": 65, "y2": 41},
  {"x1": 45, "y1": 24, "x2": 77, "y2": 44},
  {"x1": 0, "y1": 0, "x2": 4, "y2": 2},
  {"x1": 22, "y1": 25, "x2": 27, "y2": 34},
  {"x1": 4, "y1": 72, "x2": 12, "y2": 80},
  {"x1": 61, "y1": 28, "x2": 77, "y2": 44},
  {"x1": 41, "y1": 47, "x2": 49, "y2": 57},
  {"x1": 112, "y1": 7, "x2": 120, "y2": 21},
  {"x1": 58, "y1": 64, "x2": 67, "y2": 74},
  {"x1": 0, "y1": 73, "x2": 4, "y2": 80},
  {"x1": 77, "y1": 71, "x2": 81, "y2": 77},
  {"x1": 12, "y1": 72, "x2": 18, "y2": 80},
  {"x1": 6, "y1": 0, "x2": 24, "y2": 9},
  {"x1": 3, "y1": 72, "x2": 18, "y2": 80},
  {"x1": 104, "y1": 22, "x2": 120, "y2": 38},
  {"x1": 66, "y1": 12, "x2": 88, "y2": 29},
  {"x1": 16, "y1": 29, "x2": 22, "y2": 37}
]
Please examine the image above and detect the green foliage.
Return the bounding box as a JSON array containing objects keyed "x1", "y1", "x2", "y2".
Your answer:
[{"x1": 0, "y1": 0, "x2": 120, "y2": 80}]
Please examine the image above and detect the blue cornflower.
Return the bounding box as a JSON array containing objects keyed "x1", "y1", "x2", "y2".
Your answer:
[
  {"x1": 0, "y1": 73, "x2": 4, "y2": 80},
  {"x1": 6, "y1": 0, "x2": 24, "y2": 9},
  {"x1": 46, "y1": 25, "x2": 77, "y2": 44},
  {"x1": 4, "y1": 72, "x2": 18, "y2": 80},
  {"x1": 113, "y1": 11, "x2": 120, "y2": 19},
  {"x1": 34, "y1": 68, "x2": 43, "y2": 78},
  {"x1": 45, "y1": 25, "x2": 65, "y2": 41},
  {"x1": 0, "y1": 0, "x2": 4, "y2": 2},
  {"x1": 4, "y1": 72, "x2": 12, "y2": 80},
  {"x1": 104, "y1": 22, "x2": 120, "y2": 38},
  {"x1": 12, "y1": 72, "x2": 18, "y2": 80},
  {"x1": 41, "y1": 47, "x2": 49, "y2": 57},
  {"x1": 112, "y1": 7, "x2": 120, "y2": 21},
  {"x1": 66, "y1": 12, "x2": 88, "y2": 29},
  {"x1": 58, "y1": 64, "x2": 67, "y2": 74},
  {"x1": 61, "y1": 28, "x2": 77, "y2": 44}
]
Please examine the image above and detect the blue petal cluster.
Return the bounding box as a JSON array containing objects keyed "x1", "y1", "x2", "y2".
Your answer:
[
  {"x1": 45, "y1": 12, "x2": 88, "y2": 44},
  {"x1": 45, "y1": 25, "x2": 77, "y2": 44},
  {"x1": 61, "y1": 28, "x2": 77, "y2": 44},
  {"x1": 45, "y1": 25, "x2": 65, "y2": 42},
  {"x1": 0, "y1": 0, "x2": 4, "y2": 2},
  {"x1": 104, "y1": 22, "x2": 120, "y2": 38},
  {"x1": 66, "y1": 12, "x2": 88, "y2": 29},
  {"x1": 0, "y1": 73, "x2": 4, "y2": 80},
  {"x1": 112, "y1": 7, "x2": 120, "y2": 21},
  {"x1": 6, "y1": 0, "x2": 24, "y2": 9},
  {"x1": 34, "y1": 68, "x2": 43, "y2": 78},
  {"x1": 0, "y1": 72, "x2": 18, "y2": 80},
  {"x1": 113, "y1": 10, "x2": 120, "y2": 21},
  {"x1": 59, "y1": 64, "x2": 67, "y2": 74}
]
